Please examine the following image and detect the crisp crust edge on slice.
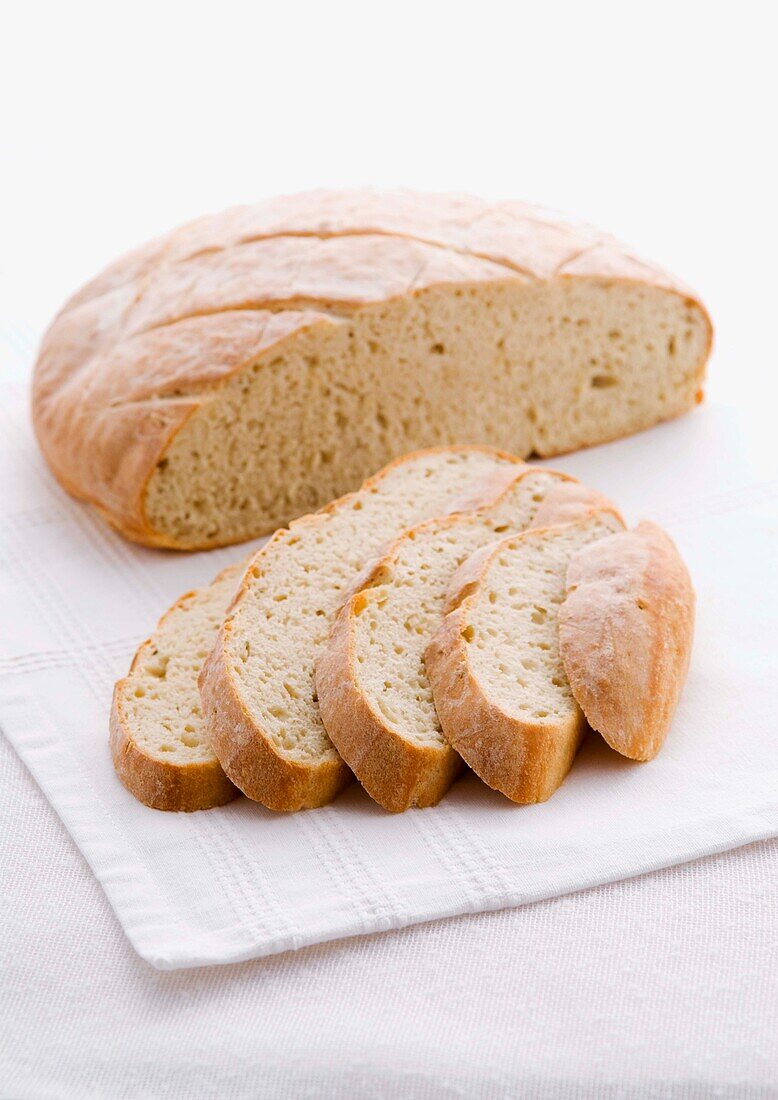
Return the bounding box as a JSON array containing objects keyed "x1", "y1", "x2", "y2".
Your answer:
[
  {"x1": 559, "y1": 520, "x2": 695, "y2": 762},
  {"x1": 316, "y1": 593, "x2": 464, "y2": 813},
  {"x1": 316, "y1": 472, "x2": 620, "y2": 811},
  {"x1": 424, "y1": 510, "x2": 624, "y2": 804},
  {"x1": 199, "y1": 445, "x2": 525, "y2": 811},
  {"x1": 110, "y1": 563, "x2": 243, "y2": 812}
]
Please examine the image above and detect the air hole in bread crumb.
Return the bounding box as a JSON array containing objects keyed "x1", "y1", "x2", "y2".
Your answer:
[{"x1": 461, "y1": 625, "x2": 475, "y2": 642}]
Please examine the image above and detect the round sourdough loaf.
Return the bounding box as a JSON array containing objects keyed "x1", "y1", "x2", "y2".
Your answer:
[{"x1": 32, "y1": 190, "x2": 713, "y2": 550}]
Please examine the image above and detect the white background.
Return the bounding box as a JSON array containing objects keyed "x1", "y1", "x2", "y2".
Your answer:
[{"x1": 2, "y1": 2, "x2": 777, "y2": 1097}]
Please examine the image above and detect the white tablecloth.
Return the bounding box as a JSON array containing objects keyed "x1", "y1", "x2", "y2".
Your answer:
[
  {"x1": 1, "y1": 326, "x2": 777, "y2": 1098},
  {"x1": 2, "y1": 324, "x2": 776, "y2": 972},
  {"x1": 3, "y1": 730, "x2": 776, "y2": 1099}
]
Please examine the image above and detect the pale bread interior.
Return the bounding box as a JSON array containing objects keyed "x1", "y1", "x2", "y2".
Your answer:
[
  {"x1": 224, "y1": 449, "x2": 514, "y2": 765},
  {"x1": 118, "y1": 563, "x2": 243, "y2": 766},
  {"x1": 463, "y1": 515, "x2": 623, "y2": 724},
  {"x1": 145, "y1": 280, "x2": 707, "y2": 548},
  {"x1": 349, "y1": 471, "x2": 564, "y2": 745}
]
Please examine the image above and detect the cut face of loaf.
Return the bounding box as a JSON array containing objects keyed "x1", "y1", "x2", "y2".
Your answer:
[
  {"x1": 425, "y1": 512, "x2": 624, "y2": 804},
  {"x1": 32, "y1": 189, "x2": 713, "y2": 550},
  {"x1": 111, "y1": 562, "x2": 245, "y2": 811},
  {"x1": 559, "y1": 521, "x2": 695, "y2": 761},
  {"x1": 316, "y1": 471, "x2": 618, "y2": 812},
  {"x1": 199, "y1": 447, "x2": 522, "y2": 811}
]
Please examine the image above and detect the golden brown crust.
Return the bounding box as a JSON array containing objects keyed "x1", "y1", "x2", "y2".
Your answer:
[
  {"x1": 316, "y1": 469, "x2": 621, "y2": 811},
  {"x1": 109, "y1": 562, "x2": 246, "y2": 811},
  {"x1": 313, "y1": 464, "x2": 540, "y2": 812},
  {"x1": 529, "y1": 478, "x2": 623, "y2": 530},
  {"x1": 32, "y1": 309, "x2": 335, "y2": 549},
  {"x1": 425, "y1": 605, "x2": 587, "y2": 804},
  {"x1": 33, "y1": 189, "x2": 713, "y2": 550},
  {"x1": 110, "y1": 686, "x2": 239, "y2": 812},
  {"x1": 559, "y1": 521, "x2": 695, "y2": 761},
  {"x1": 62, "y1": 189, "x2": 698, "y2": 311},
  {"x1": 316, "y1": 599, "x2": 463, "y2": 813},
  {"x1": 439, "y1": 476, "x2": 622, "y2": 615},
  {"x1": 199, "y1": 618, "x2": 352, "y2": 812},
  {"x1": 199, "y1": 444, "x2": 523, "y2": 811},
  {"x1": 426, "y1": 512, "x2": 625, "y2": 802}
]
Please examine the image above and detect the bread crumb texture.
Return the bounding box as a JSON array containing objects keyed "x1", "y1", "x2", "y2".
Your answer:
[
  {"x1": 111, "y1": 562, "x2": 245, "y2": 810},
  {"x1": 348, "y1": 473, "x2": 567, "y2": 745},
  {"x1": 215, "y1": 448, "x2": 517, "y2": 784},
  {"x1": 466, "y1": 518, "x2": 623, "y2": 724}
]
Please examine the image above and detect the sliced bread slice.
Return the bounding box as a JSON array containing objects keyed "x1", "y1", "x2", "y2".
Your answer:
[
  {"x1": 559, "y1": 521, "x2": 694, "y2": 761},
  {"x1": 199, "y1": 447, "x2": 523, "y2": 811},
  {"x1": 111, "y1": 561, "x2": 246, "y2": 811},
  {"x1": 316, "y1": 470, "x2": 618, "y2": 811},
  {"x1": 425, "y1": 512, "x2": 624, "y2": 804}
]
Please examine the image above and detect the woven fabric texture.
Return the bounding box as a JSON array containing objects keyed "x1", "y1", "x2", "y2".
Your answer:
[
  {"x1": 2, "y1": 730, "x2": 776, "y2": 1099},
  {"x1": 0, "y1": 324, "x2": 776, "y2": 973}
]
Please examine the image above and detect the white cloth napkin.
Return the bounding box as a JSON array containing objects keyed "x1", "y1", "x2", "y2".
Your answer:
[{"x1": 1, "y1": 335, "x2": 776, "y2": 970}]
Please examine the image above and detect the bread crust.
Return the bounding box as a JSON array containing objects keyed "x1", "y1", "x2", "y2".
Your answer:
[
  {"x1": 425, "y1": 512, "x2": 624, "y2": 803},
  {"x1": 110, "y1": 563, "x2": 243, "y2": 812},
  {"x1": 314, "y1": 468, "x2": 540, "y2": 812},
  {"x1": 199, "y1": 445, "x2": 523, "y2": 811},
  {"x1": 32, "y1": 309, "x2": 335, "y2": 549},
  {"x1": 425, "y1": 608, "x2": 587, "y2": 804},
  {"x1": 559, "y1": 521, "x2": 694, "y2": 761},
  {"x1": 61, "y1": 188, "x2": 699, "y2": 310},
  {"x1": 110, "y1": 688, "x2": 238, "y2": 812},
  {"x1": 198, "y1": 620, "x2": 352, "y2": 811},
  {"x1": 316, "y1": 599, "x2": 464, "y2": 813},
  {"x1": 32, "y1": 189, "x2": 713, "y2": 550}
]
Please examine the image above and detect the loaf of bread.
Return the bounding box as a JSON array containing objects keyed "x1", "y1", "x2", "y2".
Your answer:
[
  {"x1": 316, "y1": 471, "x2": 617, "y2": 811},
  {"x1": 559, "y1": 521, "x2": 694, "y2": 761},
  {"x1": 111, "y1": 561, "x2": 244, "y2": 811},
  {"x1": 199, "y1": 446, "x2": 522, "y2": 811},
  {"x1": 32, "y1": 189, "x2": 712, "y2": 550},
  {"x1": 425, "y1": 513, "x2": 624, "y2": 803}
]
